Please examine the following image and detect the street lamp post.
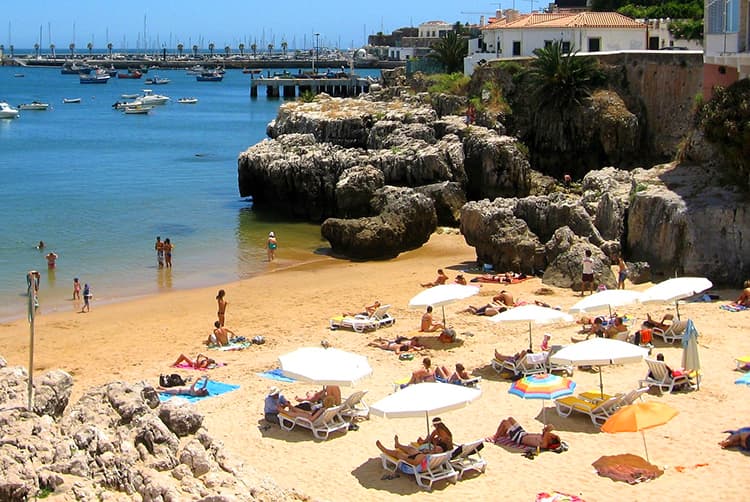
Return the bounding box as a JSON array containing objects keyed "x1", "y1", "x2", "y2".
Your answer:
[
  {"x1": 313, "y1": 32, "x2": 320, "y2": 73},
  {"x1": 26, "y1": 270, "x2": 39, "y2": 411}
]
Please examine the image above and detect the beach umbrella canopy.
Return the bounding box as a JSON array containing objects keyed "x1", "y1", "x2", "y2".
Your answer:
[
  {"x1": 601, "y1": 402, "x2": 678, "y2": 462},
  {"x1": 639, "y1": 277, "x2": 713, "y2": 319},
  {"x1": 568, "y1": 290, "x2": 643, "y2": 317},
  {"x1": 370, "y1": 382, "x2": 481, "y2": 435},
  {"x1": 489, "y1": 304, "x2": 574, "y2": 352},
  {"x1": 550, "y1": 338, "x2": 649, "y2": 398},
  {"x1": 508, "y1": 373, "x2": 576, "y2": 423},
  {"x1": 408, "y1": 283, "x2": 480, "y2": 325},
  {"x1": 680, "y1": 319, "x2": 701, "y2": 389},
  {"x1": 278, "y1": 347, "x2": 372, "y2": 386}
]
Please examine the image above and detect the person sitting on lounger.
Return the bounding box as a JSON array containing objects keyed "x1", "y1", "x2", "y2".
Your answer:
[
  {"x1": 645, "y1": 313, "x2": 672, "y2": 331},
  {"x1": 421, "y1": 269, "x2": 448, "y2": 288},
  {"x1": 283, "y1": 395, "x2": 337, "y2": 421},
  {"x1": 345, "y1": 300, "x2": 381, "y2": 317},
  {"x1": 295, "y1": 385, "x2": 341, "y2": 411},
  {"x1": 369, "y1": 336, "x2": 423, "y2": 353},
  {"x1": 488, "y1": 417, "x2": 562, "y2": 450},
  {"x1": 447, "y1": 363, "x2": 471, "y2": 384},
  {"x1": 605, "y1": 317, "x2": 628, "y2": 339},
  {"x1": 159, "y1": 375, "x2": 210, "y2": 397},
  {"x1": 172, "y1": 353, "x2": 216, "y2": 369},
  {"x1": 420, "y1": 306, "x2": 444, "y2": 332},
  {"x1": 406, "y1": 357, "x2": 440, "y2": 385},
  {"x1": 376, "y1": 436, "x2": 430, "y2": 466},
  {"x1": 719, "y1": 427, "x2": 750, "y2": 450},
  {"x1": 494, "y1": 349, "x2": 529, "y2": 363},
  {"x1": 493, "y1": 290, "x2": 515, "y2": 308},
  {"x1": 416, "y1": 417, "x2": 454, "y2": 453}
]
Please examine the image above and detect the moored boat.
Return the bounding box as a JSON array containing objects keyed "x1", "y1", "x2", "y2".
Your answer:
[
  {"x1": 123, "y1": 105, "x2": 153, "y2": 115},
  {"x1": 196, "y1": 71, "x2": 223, "y2": 82},
  {"x1": 63, "y1": 98, "x2": 82, "y2": 104},
  {"x1": 177, "y1": 97, "x2": 198, "y2": 104},
  {"x1": 139, "y1": 89, "x2": 170, "y2": 105},
  {"x1": 18, "y1": 101, "x2": 50, "y2": 111},
  {"x1": 80, "y1": 73, "x2": 110, "y2": 84},
  {"x1": 0, "y1": 102, "x2": 20, "y2": 119},
  {"x1": 144, "y1": 76, "x2": 170, "y2": 85},
  {"x1": 118, "y1": 70, "x2": 142, "y2": 79},
  {"x1": 61, "y1": 62, "x2": 93, "y2": 75},
  {"x1": 121, "y1": 94, "x2": 139, "y2": 99}
]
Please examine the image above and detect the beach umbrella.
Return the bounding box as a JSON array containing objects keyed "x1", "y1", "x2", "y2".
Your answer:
[
  {"x1": 278, "y1": 347, "x2": 372, "y2": 386},
  {"x1": 568, "y1": 289, "x2": 643, "y2": 317},
  {"x1": 508, "y1": 373, "x2": 576, "y2": 423},
  {"x1": 680, "y1": 319, "x2": 701, "y2": 390},
  {"x1": 601, "y1": 401, "x2": 678, "y2": 462},
  {"x1": 488, "y1": 304, "x2": 574, "y2": 352},
  {"x1": 639, "y1": 277, "x2": 713, "y2": 320},
  {"x1": 370, "y1": 382, "x2": 481, "y2": 435},
  {"x1": 408, "y1": 283, "x2": 480, "y2": 326},
  {"x1": 550, "y1": 338, "x2": 649, "y2": 398}
]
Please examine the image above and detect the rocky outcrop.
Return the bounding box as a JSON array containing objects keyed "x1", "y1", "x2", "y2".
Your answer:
[
  {"x1": 321, "y1": 186, "x2": 437, "y2": 259},
  {"x1": 0, "y1": 366, "x2": 305, "y2": 501},
  {"x1": 463, "y1": 126, "x2": 532, "y2": 200},
  {"x1": 542, "y1": 231, "x2": 617, "y2": 290},
  {"x1": 414, "y1": 181, "x2": 467, "y2": 227}
]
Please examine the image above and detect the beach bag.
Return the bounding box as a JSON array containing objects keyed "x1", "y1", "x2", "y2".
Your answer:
[
  {"x1": 252, "y1": 335, "x2": 265, "y2": 345},
  {"x1": 439, "y1": 328, "x2": 456, "y2": 343},
  {"x1": 159, "y1": 374, "x2": 186, "y2": 388}
]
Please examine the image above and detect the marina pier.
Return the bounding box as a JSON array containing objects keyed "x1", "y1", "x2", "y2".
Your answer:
[{"x1": 250, "y1": 74, "x2": 374, "y2": 98}]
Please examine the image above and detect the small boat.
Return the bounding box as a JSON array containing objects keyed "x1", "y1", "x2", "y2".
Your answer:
[
  {"x1": 196, "y1": 71, "x2": 223, "y2": 82},
  {"x1": 123, "y1": 105, "x2": 152, "y2": 115},
  {"x1": 140, "y1": 89, "x2": 170, "y2": 105},
  {"x1": 61, "y1": 62, "x2": 93, "y2": 75},
  {"x1": 242, "y1": 68, "x2": 263, "y2": 75},
  {"x1": 177, "y1": 97, "x2": 198, "y2": 104},
  {"x1": 79, "y1": 73, "x2": 110, "y2": 84},
  {"x1": 0, "y1": 102, "x2": 20, "y2": 119},
  {"x1": 121, "y1": 94, "x2": 139, "y2": 99},
  {"x1": 118, "y1": 70, "x2": 142, "y2": 79},
  {"x1": 186, "y1": 64, "x2": 206, "y2": 75},
  {"x1": 18, "y1": 101, "x2": 50, "y2": 111},
  {"x1": 144, "y1": 75, "x2": 170, "y2": 85},
  {"x1": 14, "y1": 74, "x2": 25, "y2": 78},
  {"x1": 63, "y1": 98, "x2": 82, "y2": 104}
]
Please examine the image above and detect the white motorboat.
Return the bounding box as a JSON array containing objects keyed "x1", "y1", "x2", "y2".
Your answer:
[
  {"x1": 19, "y1": 101, "x2": 50, "y2": 111},
  {"x1": 139, "y1": 89, "x2": 170, "y2": 105},
  {"x1": 0, "y1": 102, "x2": 20, "y2": 119},
  {"x1": 113, "y1": 100, "x2": 144, "y2": 110},
  {"x1": 177, "y1": 97, "x2": 198, "y2": 104},
  {"x1": 121, "y1": 94, "x2": 139, "y2": 99},
  {"x1": 123, "y1": 105, "x2": 153, "y2": 115},
  {"x1": 63, "y1": 98, "x2": 82, "y2": 104}
]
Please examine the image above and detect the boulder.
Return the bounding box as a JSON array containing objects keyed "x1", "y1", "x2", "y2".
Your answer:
[
  {"x1": 321, "y1": 186, "x2": 437, "y2": 259},
  {"x1": 414, "y1": 181, "x2": 467, "y2": 227},
  {"x1": 158, "y1": 401, "x2": 204, "y2": 437},
  {"x1": 543, "y1": 242, "x2": 617, "y2": 290},
  {"x1": 626, "y1": 261, "x2": 651, "y2": 284},
  {"x1": 335, "y1": 165, "x2": 384, "y2": 218},
  {"x1": 33, "y1": 370, "x2": 73, "y2": 418},
  {"x1": 430, "y1": 93, "x2": 468, "y2": 117},
  {"x1": 462, "y1": 126, "x2": 531, "y2": 200}
]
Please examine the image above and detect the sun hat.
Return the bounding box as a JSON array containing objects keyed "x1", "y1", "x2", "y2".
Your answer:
[{"x1": 267, "y1": 386, "x2": 280, "y2": 396}]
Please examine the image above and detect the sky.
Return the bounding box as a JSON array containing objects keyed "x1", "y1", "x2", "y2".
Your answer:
[{"x1": 3, "y1": 0, "x2": 518, "y2": 50}]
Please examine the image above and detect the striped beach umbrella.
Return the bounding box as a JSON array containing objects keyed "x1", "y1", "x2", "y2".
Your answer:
[{"x1": 508, "y1": 373, "x2": 576, "y2": 423}]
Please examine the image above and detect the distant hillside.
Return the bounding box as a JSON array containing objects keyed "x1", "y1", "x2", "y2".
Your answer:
[{"x1": 591, "y1": 0, "x2": 703, "y2": 40}]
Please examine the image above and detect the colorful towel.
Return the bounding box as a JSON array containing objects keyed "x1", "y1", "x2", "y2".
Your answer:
[
  {"x1": 537, "y1": 491, "x2": 586, "y2": 502},
  {"x1": 173, "y1": 361, "x2": 226, "y2": 371},
  {"x1": 485, "y1": 435, "x2": 533, "y2": 453},
  {"x1": 720, "y1": 304, "x2": 749, "y2": 312},
  {"x1": 257, "y1": 368, "x2": 296, "y2": 383},
  {"x1": 208, "y1": 341, "x2": 252, "y2": 351},
  {"x1": 159, "y1": 380, "x2": 240, "y2": 403},
  {"x1": 592, "y1": 454, "x2": 663, "y2": 484}
]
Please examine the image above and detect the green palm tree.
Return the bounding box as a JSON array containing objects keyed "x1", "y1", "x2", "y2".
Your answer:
[
  {"x1": 238, "y1": 43, "x2": 245, "y2": 56},
  {"x1": 87, "y1": 42, "x2": 93, "y2": 56},
  {"x1": 192, "y1": 44, "x2": 198, "y2": 58},
  {"x1": 49, "y1": 44, "x2": 55, "y2": 59},
  {"x1": 208, "y1": 42, "x2": 215, "y2": 57},
  {"x1": 107, "y1": 42, "x2": 113, "y2": 58},
  {"x1": 34, "y1": 43, "x2": 40, "y2": 57},
  {"x1": 224, "y1": 45, "x2": 231, "y2": 58},
  {"x1": 69, "y1": 43, "x2": 75, "y2": 57},
  {"x1": 281, "y1": 40, "x2": 287, "y2": 57},
  {"x1": 250, "y1": 43, "x2": 257, "y2": 58},
  {"x1": 428, "y1": 31, "x2": 467, "y2": 74},
  {"x1": 177, "y1": 43, "x2": 184, "y2": 57},
  {"x1": 267, "y1": 43, "x2": 273, "y2": 57}
]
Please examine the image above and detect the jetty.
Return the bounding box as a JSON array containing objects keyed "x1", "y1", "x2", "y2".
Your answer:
[{"x1": 250, "y1": 73, "x2": 374, "y2": 98}]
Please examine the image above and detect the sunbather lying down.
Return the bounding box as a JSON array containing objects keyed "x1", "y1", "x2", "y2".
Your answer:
[
  {"x1": 369, "y1": 336, "x2": 423, "y2": 353},
  {"x1": 494, "y1": 349, "x2": 529, "y2": 363},
  {"x1": 159, "y1": 375, "x2": 209, "y2": 397},
  {"x1": 487, "y1": 417, "x2": 563, "y2": 450},
  {"x1": 173, "y1": 353, "x2": 216, "y2": 369},
  {"x1": 719, "y1": 427, "x2": 750, "y2": 450}
]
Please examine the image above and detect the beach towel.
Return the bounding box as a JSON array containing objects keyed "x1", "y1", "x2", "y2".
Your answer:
[
  {"x1": 256, "y1": 368, "x2": 296, "y2": 383},
  {"x1": 208, "y1": 341, "x2": 252, "y2": 351},
  {"x1": 173, "y1": 361, "x2": 226, "y2": 371},
  {"x1": 592, "y1": 454, "x2": 663, "y2": 484},
  {"x1": 720, "y1": 304, "x2": 749, "y2": 312},
  {"x1": 485, "y1": 435, "x2": 533, "y2": 453},
  {"x1": 159, "y1": 380, "x2": 240, "y2": 403},
  {"x1": 536, "y1": 491, "x2": 586, "y2": 502}
]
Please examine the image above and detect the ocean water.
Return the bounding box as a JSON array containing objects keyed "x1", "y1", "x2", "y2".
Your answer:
[{"x1": 0, "y1": 65, "x2": 378, "y2": 321}]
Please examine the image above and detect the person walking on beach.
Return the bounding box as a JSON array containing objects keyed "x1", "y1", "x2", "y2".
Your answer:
[
  {"x1": 155, "y1": 236, "x2": 165, "y2": 268},
  {"x1": 72, "y1": 277, "x2": 81, "y2": 300},
  {"x1": 81, "y1": 283, "x2": 92, "y2": 312},
  {"x1": 163, "y1": 238, "x2": 173, "y2": 268},
  {"x1": 581, "y1": 249, "x2": 594, "y2": 297},
  {"x1": 267, "y1": 232, "x2": 277, "y2": 261},
  {"x1": 216, "y1": 289, "x2": 227, "y2": 327},
  {"x1": 616, "y1": 255, "x2": 628, "y2": 290},
  {"x1": 46, "y1": 251, "x2": 58, "y2": 269}
]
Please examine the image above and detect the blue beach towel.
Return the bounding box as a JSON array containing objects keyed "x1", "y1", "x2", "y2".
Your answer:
[
  {"x1": 256, "y1": 368, "x2": 296, "y2": 383},
  {"x1": 720, "y1": 304, "x2": 750, "y2": 312},
  {"x1": 735, "y1": 373, "x2": 750, "y2": 385},
  {"x1": 159, "y1": 380, "x2": 240, "y2": 403}
]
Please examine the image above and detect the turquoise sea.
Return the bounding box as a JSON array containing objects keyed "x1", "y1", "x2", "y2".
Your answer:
[{"x1": 0, "y1": 65, "x2": 379, "y2": 321}]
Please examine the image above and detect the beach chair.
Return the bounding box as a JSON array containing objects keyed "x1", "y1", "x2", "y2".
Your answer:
[
  {"x1": 735, "y1": 355, "x2": 750, "y2": 371},
  {"x1": 329, "y1": 304, "x2": 395, "y2": 333},
  {"x1": 453, "y1": 375, "x2": 482, "y2": 388},
  {"x1": 278, "y1": 405, "x2": 349, "y2": 440},
  {"x1": 554, "y1": 394, "x2": 624, "y2": 426},
  {"x1": 449, "y1": 439, "x2": 487, "y2": 480},
  {"x1": 621, "y1": 387, "x2": 650, "y2": 405},
  {"x1": 491, "y1": 352, "x2": 546, "y2": 377},
  {"x1": 340, "y1": 389, "x2": 369, "y2": 420},
  {"x1": 544, "y1": 345, "x2": 574, "y2": 376},
  {"x1": 380, "y1": 451, "x2": 458, "y2": 491},
  {"x1": 652, "y1": 317, "x2": 688, "y2": 344},
  {"x1": 639, "y1": 358, "x2": 695, "y2": 393}
]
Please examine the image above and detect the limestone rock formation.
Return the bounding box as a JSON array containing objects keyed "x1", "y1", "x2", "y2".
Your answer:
[
  {"x1": 0, "y1": 366, "x2": 306, "y2": 501},
  {"x1": 414, "y1": 181, "x2": 467, "y2": 227},
  {"x1": 462, "y1": 126, "x2": 531, "y2": 200},
  {"x1": 542, "y1": 234, "x2": 617, "y2": 290}
]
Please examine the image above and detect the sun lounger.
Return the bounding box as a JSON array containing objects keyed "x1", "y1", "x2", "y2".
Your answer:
[
  {"x1": 329, "y1": 304, "x2": 395, "y2": 333},
  {"x1": 449, "y1": 440, "x2": 487, "y2": 479},
  {"x1": 735, "y1": 356, "x2": 750, "y2": 371},
  {"x1": 491, "y1": 352, "x2": 546, "y2": 377},
  {"x1": 639, "y1": 358, "x2": 695, "y2": 393},
  {"x1": 278, "y1": 405, "x2": 349, "y2": 440},
  {"x1": 380, "y1": 450, "x2": 458, "y2": 491},
  {"x1": 340, "y1": 389, "x2": 370, "y2": 420},
  {"x1": 544, "y1": 346, "x2": 574, "y2": 376},
  {"x1": 652, "y1": 317, "x2": 688, "y2": 344},
  {"x1": 554, "y1": 394, "x2": 624, "y2": 426}
]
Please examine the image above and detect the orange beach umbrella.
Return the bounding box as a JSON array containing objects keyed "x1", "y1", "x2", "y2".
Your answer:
[{"x1": 601, "y1": 402, "x2": 678, "y2": 462}]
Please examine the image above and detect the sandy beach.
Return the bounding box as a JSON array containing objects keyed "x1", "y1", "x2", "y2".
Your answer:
[{"x1": 0, "y1": 231, "x2": 746, "y2": 501}]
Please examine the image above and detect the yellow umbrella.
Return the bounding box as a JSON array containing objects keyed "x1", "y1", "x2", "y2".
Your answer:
[{"x1": 601, "y1": 402, "x2": 678, "y2": 462}]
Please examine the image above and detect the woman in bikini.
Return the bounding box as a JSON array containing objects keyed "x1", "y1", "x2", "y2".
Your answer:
[
  {"x1": 159, "y1": 375, "x2": 209, "y2": 397},
  {"x1": 416, "y1": 417, "x2": 454, "y2": 453},
  {"x1": 163, "y1": 238, "x2": 173, "y2": 268},
  {"x1": 172, "y1": 353, "x2": 216, "y2": 369},
  {"x1": 216, "y1": 289, "x2": 227, "y2": 327}
]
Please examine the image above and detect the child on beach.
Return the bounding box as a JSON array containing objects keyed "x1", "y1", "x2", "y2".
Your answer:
[
  {"x1": 267, "y1": 232, "x2": 277, "y2": 261},
  {"x1": 81, "y1": 283, "x2": 92, "y2": 312},
  {"x1": 72, "y1": 277, "x2": 81, "y2": 300}
]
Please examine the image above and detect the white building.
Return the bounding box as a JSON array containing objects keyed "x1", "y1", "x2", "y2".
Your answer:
[
  {"x1": 703, "y1": 0, "x2": 750, "y2": 93},
  {"x1": 418, "y1": 20, "x2": 454, "y2": 39}
]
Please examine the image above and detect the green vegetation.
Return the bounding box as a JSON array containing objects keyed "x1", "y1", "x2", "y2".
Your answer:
[
  {"x1": 36, "y1": 487, "x2": 53, "y2": 498},
  {"x1": 428, "y1": 31, "x2": 468, "y2": 74},
  {"x1": 426, "y1": 72, "x2": 470, "y2": 95},
  {"x1": 592, "y1": 0, "x2": 703, "y2": 39},
  {"x1": 298, "y1": 90, "x2": 315, "y2": 103},
  {"x1": 668, "y1": 18, "x2": 704, "y2": 41}
]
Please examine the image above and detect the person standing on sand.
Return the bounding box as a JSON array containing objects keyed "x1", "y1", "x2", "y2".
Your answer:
[
  {"x1": 46, "y1": 251, "x2": 58, "y2": 269},
  {"x1": 155, "y1": 236, "x2": 165, "y2": 268},
  {"x1": 81, "y1": 283, "x2": 92, "y2": 312},
  {"x1": 216, "y1": 289, "x2": 227, "y2": 327},
  {"x1": 616, "y1": 255, "x2": 628, "y2": 290},
  {"x1": 267, "y1": 232, "x2": 277, "y2": 261},
  {"x1": 72, "y1": 277, "x2": 81, "y2": 300},
  {"x1": 163, "y1": 238, "x2": 173, "y2": 268},
  {"x1": 581, "y1": 249, "x2": 594, "y2": 297}
]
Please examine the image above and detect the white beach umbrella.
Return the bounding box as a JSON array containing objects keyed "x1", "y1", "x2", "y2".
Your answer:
[
  {"x1": 370, "y1": 382, "x2": 481, "y2": 435},
  {"x1": 278, "y1": 347, "x2": 372, "y2": 387},
  {"x1": 550, "y1": 338, "x2": 649, "y2": 398},
  {"x1": 639, "y1": 277, "x2": 713, "y2": 319},
  {"x1": 488, "y1": 304, "x2": 574, "y2": 352},
  {"x1": 408, "y1": 283, "x2": 480, "y2": 325},
  {"x1": 569, "y1": 290, "x2": 643, "y2": 317}
]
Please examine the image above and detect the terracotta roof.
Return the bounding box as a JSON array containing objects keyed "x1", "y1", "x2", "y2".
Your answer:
[{"x1": 483, "y1": 11, "x2": 644, "y2": 30}]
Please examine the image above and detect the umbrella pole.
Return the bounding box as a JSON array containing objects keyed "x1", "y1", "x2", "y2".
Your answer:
[
  {"x1": 642, "y1": 431, "x2": 650, "y2": 463},
  {"x1": 425, "y1": 411, "x2": 430, "y2": 438},
  {"x1": 599, "y1": 367, "x2": 604, "y2": 399},
  {"x1": 441, "y1": 306, "x2": 447, "y2": 327},
  {"x1": 675, "y1": 301, "x2": 681, "y2": 321},
  {"x1": 528, "y1": 322, "x2": 533, "y2": 352}
]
